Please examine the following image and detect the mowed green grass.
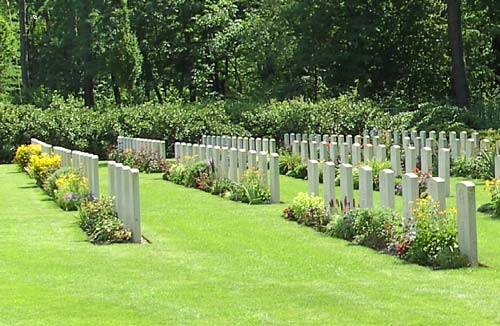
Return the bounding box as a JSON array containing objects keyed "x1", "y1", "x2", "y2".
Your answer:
[{"x1": 1, "y1": 163, "x2": 500, "y2": 325}]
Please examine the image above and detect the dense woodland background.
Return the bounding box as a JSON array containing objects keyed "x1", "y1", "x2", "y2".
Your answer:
[
  {"x1": 1, "y1": 0, "x2": 499, "y2": 106},
  {"x1": 0, "y1": 0, "x2": 499, "y2": 162}
]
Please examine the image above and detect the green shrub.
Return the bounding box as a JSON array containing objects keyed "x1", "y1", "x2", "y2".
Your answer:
[
  {"x1": 486, "y1": 179, "x2": 500, "y2": 219},
  {"x1": 397, "y1": 197, "x2": 467, "y2": 268},
  {"x1": 42, "y1": 167, "x2": 90, "y2": 211},
  {"x1": 0, "y1": 99, "x2": 245, "y2": 163},
  {"x1": 326, "y1": 208, "x2": 401, "y2": 251},
  {"x1": 278, "y1": 150, "x2": 301, "y2": 175},
  {"x1": 284, "y1": 193, "x2": 327, "y2": 230},
  {"x1": 79, "y1": 197, "x2": 132, "y2": 243},
  {"x1": 450, "y1": 151, "x2": 493, "y2": 180},
  {"x1": 229, "y1": 169, "x2": 270, "y2": 204}
]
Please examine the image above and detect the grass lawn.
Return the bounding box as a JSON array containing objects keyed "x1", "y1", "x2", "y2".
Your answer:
[{"x1": 1, "y1": 163, "x2": 500, "y2": 325}]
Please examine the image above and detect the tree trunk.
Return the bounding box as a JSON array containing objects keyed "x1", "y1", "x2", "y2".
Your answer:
[
  {"x1": 83, "y1": 75, "x2": 95, "y2": 107},
  {"x1": 111, "y1": 74, "x2": 121, "y2": 105},
  {"x1": 18, "y1": 0, "x2": 29, "y2": 90},
  {"x1": 446, "y1": 0, "x2": 468, "y2": 107}
]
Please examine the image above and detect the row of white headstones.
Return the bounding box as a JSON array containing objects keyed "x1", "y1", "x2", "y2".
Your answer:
[
  {"x1": 117, "y1": 136, "x2": 166, "y2": 158},
  {"x1": 31, "y1": 138, "x2": 100, "y2": 196},
  {"x1": 306, "y1": 160, "x2": 478, "y2": 267},
  {"x1": 174, "y1": 139, "x2": 280, "y2": 203},
  {"x1": 283, "y1": 130, "x2": 494, "y2": 167},
  {"x1": 30, "y1": 138, "x2": 141, "y2": 243}
]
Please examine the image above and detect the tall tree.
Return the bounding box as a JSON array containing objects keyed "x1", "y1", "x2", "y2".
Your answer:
[
  {"x1": 447, "y1": 0, "x2": 468, "y2": 107},
  {"x1": 18, "y1": 0, "x2": 29, "y2": 90}
]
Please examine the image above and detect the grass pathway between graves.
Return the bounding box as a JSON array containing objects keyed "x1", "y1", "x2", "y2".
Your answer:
[{"x1": 1, "y1": 163, "x2": 500, "y2": 325}]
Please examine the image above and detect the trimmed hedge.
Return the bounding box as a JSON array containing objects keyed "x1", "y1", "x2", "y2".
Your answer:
[
  {"x1": 0, "y1": 98, "x2": 245, "y2": 163},
  {"x1": 0, "y1": 95, "x2": 472, "y2": 163}
]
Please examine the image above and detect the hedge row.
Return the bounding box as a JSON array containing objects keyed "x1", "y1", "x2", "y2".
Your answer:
[{"x1": 0, "y1": 95, "x2": 474, "y2": 163}]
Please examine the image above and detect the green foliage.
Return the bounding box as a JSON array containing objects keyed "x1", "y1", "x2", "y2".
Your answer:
[
  {"x1": 228, "y1": 169, "x2": 270, "y2": 204},
  {"x1": 326, "y1": 198, "x2": 468, "y2": 269},
  {"x1": 0, "y1": 9, "x2": 19, "y2": 101},
  {"x1": 357, "y1": 159, "x2": 391, "y2": 191},
  {"x1": 0, "y1": 99, "x2": 244, "y2": 163},
  {"x1": 164, "y1": 159, "x2": 269, "y2": 204},
  {"x1": 326, "y1": 208, "x2": 402, "y2": 251},
  {"x1": 399, "y1": 197, "x2": 467, "y2": 269},
  {"x1": 284, "y1": 193, "x2": 327, "y2": 230},
  {"x1": 79, "y1": 197, "x2": 132, "y2": 243},
  {"x1": 451, "y1": 151, "x2": 494, "y2": 180},
  {"x1": 485, "y1": 179, "x2": 500, "y2": 219}
]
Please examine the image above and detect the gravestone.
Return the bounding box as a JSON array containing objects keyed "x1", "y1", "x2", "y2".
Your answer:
[
  {"x1": 359, "y1": 166, "x2": 373, "y2": 208},
  {"x1": 379, "y1": 169, "x2": 395, "y2": 208},
  {"x1": 456, "y1": 182, "x2": 479, "y2": 267},
  {"x1": 340, "y1": 164, "x2": 355, "y2": 210},
  {"x1": 270, "y1": 153, "x2": 280, "y2": 203},
  {"x1": 323, "y1": 162, "x2": 336, "y2": 216},
  {"x1": 405, "y1": 146, "x2": 417, "y2": 173},
  {"x1": 427, "y1": 177, "x2": 446, "y2": 210},
  {"x1": 390, "y1": 145, "x2": 401, "y2": 176},
  {"x1": 307, "y1": 160, "x2": 320, "y2": 196},
  {"x1": 438, "y1": 148, "x2": 450, "y2": 196},
  {"x1": 402, "y1": 173, "x2": 419, "y2": 227}
]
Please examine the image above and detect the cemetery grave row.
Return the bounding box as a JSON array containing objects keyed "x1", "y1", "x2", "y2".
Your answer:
[
  {"x1": 173, "y1": 136, "x2": 280, "y2": 203},
  {"x1": 117, "y1": 136, "x2": 166, "y2": 158},
  {"x1": 280, "y1": 130, "x2": 500, "y2": 180},
  {"x1": 30, "y1": 138, "x2": 142, "y2": 243}
]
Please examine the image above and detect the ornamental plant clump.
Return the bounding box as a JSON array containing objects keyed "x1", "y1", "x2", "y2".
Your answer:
[
  {"x1": 450, "y1": 151, "x2": 494, "y2": 180},
  {"x1": 79, "y1": 197, "x2": 132, "y2": 243},
  {"x1": 397, "y1": 196, "x2": 468, "y2": 269},
  {"x1": 485, "y1": 179, "x2": 500, "y2": 218},
  {"x1": 164, "y1": 158, "x2": 270, "y2": 204},
  {"x1": 43, "y1": 167, "x2": 90, "y2": 211},
  {"x1": 229, "y1": 169, "x2": 271, "y2": 204},
  {"x1": 283, "y1": 193, "x2": 328, "y2": 231},
  {"x1": 109, "y1": 148, "x2": 167, "y2": 173},
  {"x1": 323, "y1": 196, "x2": 469, "y2": 269},
  {"x1": 13, "y1": 144, "x2": 41, "y2": 170},
  {"x1": 411, "y1": 167, "x2": 430, "y2": 194},
  {"x1": 27, "y1": 153, "x2": 61, "y2": 185}
]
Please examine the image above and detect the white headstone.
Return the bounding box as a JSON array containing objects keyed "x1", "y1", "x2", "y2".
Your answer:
[
  {"x1": 352, "y1": 143, "x2": 361, "y2": 166},
  {"x1": 421, "y1": 147, "x2": 432, "y2": 174},
  {"x1": 340, "y1": 164, "x2": 354, "y2": 210},
  {"x1": 359, "y1": 166, "x2": 373, "y2": 208},
  {"x1": 390, "y1": 145, "x2": 401, "y2": 176},
  {"x1": 379, "y1": 169, "x2": 395, "y2": 208},
  {"x1": 427, "y1": 177, "x2": 446, "y2": 210},
  {"x1": 229, "y1": 148, "x2": 238, "y2": 182},
  {"x1": 307, "y1": 160, "x2": 320, "y2": 196},
  {"x1": 438, "y1": 148, "x2": 450, "y2": 196},
  {"x1": 456, "y1": 181, "x2": 479, "y2": 267},
  {"x1": 376, "y1": 144, "x2": 387, "y2": 161},
  {"x1": 405, "y1": 146, "x2": 417, "y2": 173},
  {"x1": 323, "y1": 162, "x2": 336, "y2": 216},
  {"x1": 270, "y1": 153, "x2": 280, "y2": 203},
  {"x1": 258, "y1": 151, "x2": 268, "y2": 186},
  {"x1": 402, "y1": 173, "x2": 419, "y2": 226}
]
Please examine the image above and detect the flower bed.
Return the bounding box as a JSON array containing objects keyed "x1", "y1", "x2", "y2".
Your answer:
[
  {"x1": 163, "y1": 157, "x2": 271, "y2": 204},
  {"x1": 284, "y1": 193, "x2": 469, "y2": 269},
  {"x1": 14, "y1": 144, "x2": 131, "y2": 244}
]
